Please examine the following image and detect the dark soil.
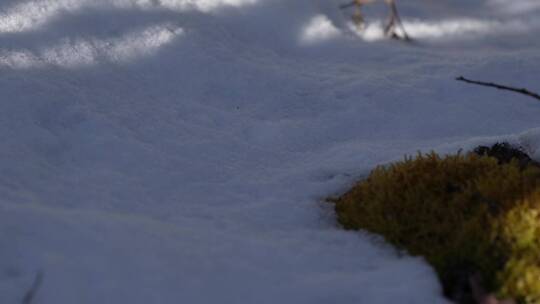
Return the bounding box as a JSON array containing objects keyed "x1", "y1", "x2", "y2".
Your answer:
[{"x1": 473, "y1": 142, "x2": 539, "y2": 169}]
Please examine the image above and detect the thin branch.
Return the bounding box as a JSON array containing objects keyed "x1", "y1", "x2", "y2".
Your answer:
[
  {"x1": 387, "y1": 0, "x2": 412, "y2": 41},
  {"x1": 22, "y1": 271, "x2": 44, "y2": 304},
  {"x1": 456, "y1": 76, "x2": 540, "y2": 101}
]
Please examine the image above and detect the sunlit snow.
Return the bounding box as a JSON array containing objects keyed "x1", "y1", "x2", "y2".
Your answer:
[
  {"x1": 0, "y1": 24, "x2": 182, "y2": 68},
  {"x1": 300, "y1": 15, "x2": 341, "y2": 44}
]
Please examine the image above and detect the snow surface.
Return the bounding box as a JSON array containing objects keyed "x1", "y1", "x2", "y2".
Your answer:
[{"x1": 1, "y1": 0, "x2": 540, "y2": 303}]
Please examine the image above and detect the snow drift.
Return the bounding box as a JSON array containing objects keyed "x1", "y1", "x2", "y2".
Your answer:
[{"x1": 1, "y1": 0, "x2": 540, "y2": 303}]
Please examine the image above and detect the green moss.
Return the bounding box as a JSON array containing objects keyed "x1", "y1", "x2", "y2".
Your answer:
[{"x1": 333, "y1": 152, "x2": 540, "y2": 303}]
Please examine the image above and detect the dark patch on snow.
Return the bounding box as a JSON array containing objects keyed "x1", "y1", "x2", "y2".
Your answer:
[{"x1": 473, "y1": 142, "x2": 540, "y2": 169}]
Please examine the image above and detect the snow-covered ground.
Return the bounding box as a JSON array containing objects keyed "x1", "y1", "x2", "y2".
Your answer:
[{"x1": 1, "y1": 0, "x2": 540, "y2": 303}]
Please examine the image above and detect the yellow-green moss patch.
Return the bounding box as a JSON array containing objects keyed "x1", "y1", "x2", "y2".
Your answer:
[{"x1": 333, "y1": 150, "x2": 540, "y2": 303}]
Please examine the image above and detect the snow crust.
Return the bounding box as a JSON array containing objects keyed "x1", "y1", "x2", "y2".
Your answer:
[{"x1": 1, "y1": 0, "x2": 540, "y2": 303}]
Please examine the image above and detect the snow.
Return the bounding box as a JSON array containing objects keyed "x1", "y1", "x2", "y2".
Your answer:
[
  {"x1": 300, "y1": 15, "x2": 341, "y2": 44},
  {"x1": 1, "y1": 0, "x2": 540, "y2": 303}
]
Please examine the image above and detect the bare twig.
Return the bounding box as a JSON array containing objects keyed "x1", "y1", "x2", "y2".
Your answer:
[
  {"x1": 340, "y1": 0, "x2": 412, "y2": 41},
  {"x1": 456, "y1": 76, "x2": 540, "y2": 101},
  {"x1": 386, "y1": 0, "x2": 412, "y2": 41},
  {"x1": 22, "y1": 271, "x2": 44, "y2": 304}
]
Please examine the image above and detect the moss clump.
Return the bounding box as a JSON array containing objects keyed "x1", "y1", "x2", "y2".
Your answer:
[{"x1": 334, "y1": 150, "x2": 540, "y2": 303}]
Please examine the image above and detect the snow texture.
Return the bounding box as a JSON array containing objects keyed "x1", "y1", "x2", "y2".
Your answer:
[{"x1": 1, "y1": 0, "x2": 540, "y2": 303}]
